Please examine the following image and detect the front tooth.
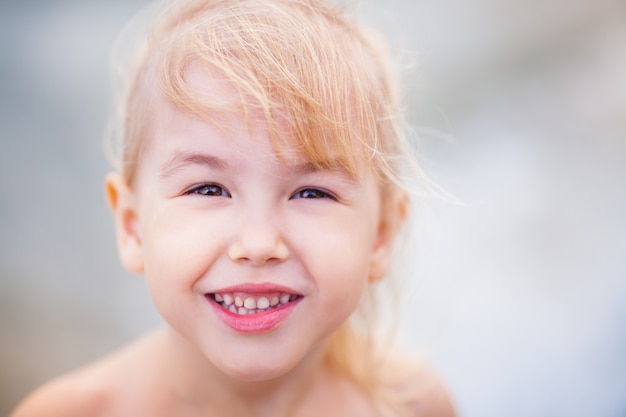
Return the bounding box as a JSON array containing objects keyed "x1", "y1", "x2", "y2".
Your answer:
[
  {"x1": 244, "y1": 297, "x2": 257, "y2": 309},
  {"x1": 280, "y1": 294, "x2": 290, "y2": 304},
  {"x1": 229, "y1": 304, "x2": 237, "y2": 313},
  {"x1": 270, "y1": 295, "x2": 279, "y2": 306},
  {"x1": 214, "y1": 294, "x2": 224, "y2": 302},
  {"x1": 257, "y1": 296, "x2": 270, "y2": 309},
  {"x1": 235, "y1": 296, "x2": 243, "y2": 307},
  {"x1": 223, "y1": 294, "x2": 234, "y2": 306},
  {"x1": 237, "y1": 307, "x2": 247, "y2": 315}
]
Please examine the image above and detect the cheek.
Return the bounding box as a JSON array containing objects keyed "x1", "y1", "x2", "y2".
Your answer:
[
  {"x1": 295, "y1": 212, "x2": 377, "y2": 314},
  {"x1": 140, "y1": 206, "x2": 227, "y2": 298}
]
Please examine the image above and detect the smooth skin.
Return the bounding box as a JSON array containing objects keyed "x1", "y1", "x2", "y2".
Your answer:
[{"x1": 11, "y1": 70, "x2": 455, "y2": 417}]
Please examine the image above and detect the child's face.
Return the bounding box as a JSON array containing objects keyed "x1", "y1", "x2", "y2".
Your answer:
[{"x1": 108, "y1": 71, "x2": 396, "y2": 381}]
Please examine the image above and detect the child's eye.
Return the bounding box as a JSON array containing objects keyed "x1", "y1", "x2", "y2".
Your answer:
[
  {"x1": 291, "y1": 188, "x2": 336, "y2": 200},
  {"x1": 185, "y1": 183, "x2": 231, "y2": 197}
]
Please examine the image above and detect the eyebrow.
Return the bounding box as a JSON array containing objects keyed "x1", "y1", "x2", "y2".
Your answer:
[
  {"x1": 158, "y1": 151, "x2": 358, "y2": 183},
  {"x1": 292, "y1": 160, "x2": 355, "y2": 178},
  {"x1": 159, "y1": 151, "x2": 228, "y2": 178},
  {"x1": 290, "y1": 159, "x2": 362, "y2": 188}
]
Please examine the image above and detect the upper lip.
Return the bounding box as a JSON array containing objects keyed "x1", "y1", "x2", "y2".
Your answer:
[{"x1": 206, "y1": 282, "x2": 302, "y2": 295}]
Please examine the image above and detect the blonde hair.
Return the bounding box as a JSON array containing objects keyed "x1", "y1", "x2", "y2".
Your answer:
[{"x1": 109, "y1": 0, "x2": 419, "y2": 414}]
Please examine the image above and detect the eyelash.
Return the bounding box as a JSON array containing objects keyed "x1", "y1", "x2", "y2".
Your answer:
[
  {"x1": 183, "y1": 184, "x2": 336, "y2": 201},
  {"x1": 184, "y1": 183, "x2": 231, "y2": 197},
  {"x1": 290, "y1": 187, "x2": 336, "y2": 201}
]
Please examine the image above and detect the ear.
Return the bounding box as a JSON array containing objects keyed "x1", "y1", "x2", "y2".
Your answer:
[
  {"x1": 105, "y1": 173, "x2": 144, "y2": 274},
  {"x1": 369, "y1": 190, "x2": 408, "y2": 282}
]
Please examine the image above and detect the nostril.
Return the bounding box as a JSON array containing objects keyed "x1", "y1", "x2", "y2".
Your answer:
[{"x1": 227, "y1": 233, "x2": 289, "y2": 264}]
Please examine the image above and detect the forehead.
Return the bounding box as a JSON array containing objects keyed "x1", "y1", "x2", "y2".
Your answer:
[
  {"x1": 148, "y1": 97, "x2": 356, "y2": 182},
  {"x1": 141, "y1": 3, "x2": 383, "y2": 177},
  {"x1": 119, "y1": 0, "x2": 399, "y2": 188},
  {"x1": 144, "y1": 61, "x2": 367, "y2": 178}
]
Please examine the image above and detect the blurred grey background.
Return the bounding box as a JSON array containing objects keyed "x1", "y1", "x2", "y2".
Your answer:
[{"x1": 1, "y1": 0, "x2": 625, "y2": 416}]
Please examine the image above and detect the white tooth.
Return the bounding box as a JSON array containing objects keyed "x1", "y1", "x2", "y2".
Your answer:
[
  {"x1": 257, "y1": 296, "x2": 270, "y2": 309},
  {"x1": 280, "y1": 294, "x2": 290, "y2": 304},
  {"x1": 270, "y1": 296, "x2": 279, "y2": 306},
  {"x1": 235, "y1": 296, "x2": 243, "y2": 307},
  {"x1": 214, "y1": 294, "x2": 224, "y2": 302},
  {"x1": 223, "y1": 294, "x2": 234, "y2": 306},
  {"x1": 229, "y1": 304, "x2": 237, "y2": 313},
  {"x1": 238, "y1": 307, "x2": 247, "y2": 315},
  {"x1": 244, "y1": 297, "x2": 257, "y2": 309}
]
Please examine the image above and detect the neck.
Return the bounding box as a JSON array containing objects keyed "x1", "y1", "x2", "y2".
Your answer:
[{"x1": 157, "y1": 326, "x2": 332, "y2": 417}]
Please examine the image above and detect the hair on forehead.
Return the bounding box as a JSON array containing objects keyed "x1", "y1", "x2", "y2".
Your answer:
[{"x1": 115, "y1": 0, "x2": 409, "y2": 188}]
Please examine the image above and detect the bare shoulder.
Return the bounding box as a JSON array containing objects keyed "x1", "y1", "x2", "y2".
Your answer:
[
  {"x1": 10, "y1": 330, "x2": 163, "y2": 417},
  {"x1": 10, "y1": 364, "x2": 115, "y2": 417},
  {"x1": 379, "y1": 354, "x2": 457, "y2": 417}
]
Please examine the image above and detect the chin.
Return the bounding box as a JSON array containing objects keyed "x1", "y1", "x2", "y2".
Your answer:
[{"x1": 220, "y1": 360, "x2": 293, "y2": 383}]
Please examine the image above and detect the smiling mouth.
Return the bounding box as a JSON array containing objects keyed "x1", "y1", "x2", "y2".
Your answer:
[{"x1": 208, "y1": 292, "x2": 302, "y2": 315}]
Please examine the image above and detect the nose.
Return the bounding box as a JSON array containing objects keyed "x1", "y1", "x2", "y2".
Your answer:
[{"x1": 227, "y1": 218, "x2": 289, "y2": 266}]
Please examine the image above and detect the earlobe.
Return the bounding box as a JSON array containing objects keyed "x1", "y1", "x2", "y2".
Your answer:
[
  {"x1": 369, "y1": 190, "x2": 408, "y2": 282},
  {"x1": 105, "y1": 173, "x2": 144, "y2": 274}
]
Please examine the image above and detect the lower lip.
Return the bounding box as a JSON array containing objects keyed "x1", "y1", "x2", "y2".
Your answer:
[{"x1": 207, "y1": 296, "x2": 300, "y2": 334}]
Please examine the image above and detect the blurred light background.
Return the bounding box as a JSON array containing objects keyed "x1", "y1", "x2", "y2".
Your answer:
[{"x1": 1, "y1": 0, "x2": 625, "y2": 416}]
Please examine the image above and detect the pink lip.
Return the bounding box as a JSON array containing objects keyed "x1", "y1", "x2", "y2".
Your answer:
[
  {"x1": 206, "y1": 283, "x2": 302, "y2": 334},
  {"x1": 209, "y1": 282, "x2": 301, "y2": 295}
]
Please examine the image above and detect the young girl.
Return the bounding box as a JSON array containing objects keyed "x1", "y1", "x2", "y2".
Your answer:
[{"x1": 12, "y1": 0, "x2": 455, "y2": 416}]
